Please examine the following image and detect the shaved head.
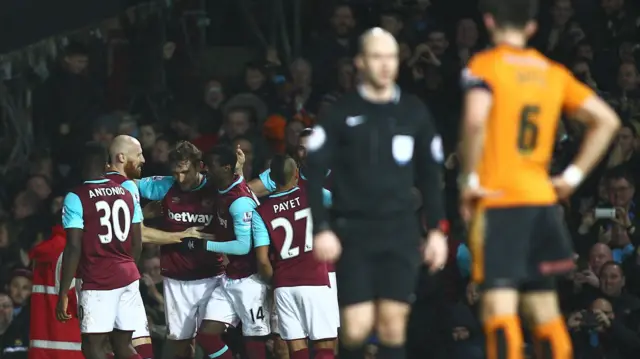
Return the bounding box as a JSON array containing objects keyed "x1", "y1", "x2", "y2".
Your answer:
[
  {"x1": 355, "y1": 27, "x2": 399, "y2": 89},
  {"x1": 109, "y1": 135, "x2": 145, "y2": 179},
  {"x1": 358, "y1": 27, "x2": 398, "y2": 55},
  {"x1": 270, "y1": 154, "x2": 299, "y2": 188}
]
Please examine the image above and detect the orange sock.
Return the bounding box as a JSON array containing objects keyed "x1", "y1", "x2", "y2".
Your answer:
[
  {"x1": 532, "y1": 317, "x2": 572, "y2": 359},
  {"x1": 484, "y1": 314, "x2": 524, "y2": 359}
]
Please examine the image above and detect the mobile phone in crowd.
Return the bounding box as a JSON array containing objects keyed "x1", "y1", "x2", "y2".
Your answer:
[{"x1": 594, "y1": 208, "x2": 616, "y2": 219}]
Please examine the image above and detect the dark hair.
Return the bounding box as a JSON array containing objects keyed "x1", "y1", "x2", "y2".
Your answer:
[
  {"x1": 599, "y1": 261, "x2": 623, "y2": 277},
  {"x1": 606, "y1": 166, "x2": 636, "y2": 187},
  {"x1": 479, "y1": 0, "x2": 539, "y2": 28},
  {"x1": 169, "y1": 141, "x2": 202, "y2": 166},
  {"x1": 8, "y1": 268, "x2": 33, "y2": 283},
  {"x1": 206, "y1": 145, "x2": 237, "y2": 169},
  {"x1": 269, "y1": 154, "x2": 296, "y2": 186},
  {"x1": 300, "y1": 128, "x2": 313, "y2": 139},
  {"x1": 82, "y1": 141, "x2": 109, "y2": 168}
]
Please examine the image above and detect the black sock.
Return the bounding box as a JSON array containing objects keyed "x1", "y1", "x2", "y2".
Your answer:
[
  {"x1": 338, "y1": 341, "x2": 364, "y2": 359},
  {"x1": 377, "y1": 344, "x2": 405, "y2": 359}
]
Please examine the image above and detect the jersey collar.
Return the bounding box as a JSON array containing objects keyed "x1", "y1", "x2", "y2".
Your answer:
[
  {"x1": 218, "y1": 176, "x2": 243, "y2": 194},
  {"x1": 357, "y1": 84, "x2": 401, "y2": 104},
  {"x1": 269, "y1": 186, "x2": 300, "y2": 198}
]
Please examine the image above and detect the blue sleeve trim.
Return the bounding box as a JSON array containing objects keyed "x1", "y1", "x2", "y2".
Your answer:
[
  {"x1": 121, "y1": 180, "x2": 143, "y2": 222},
  {"x1": 258, "y1": 169, "x2": 277, "y2": 193},
  {"x1": 251, "y1": 211, "x2": 270, "y2": 247},
  {"x1": 62, "y1": 193, "x2": 84, "y2": 229},
  {"x1": 137, "y1": 176, "x2": 175, "y2": 200}
]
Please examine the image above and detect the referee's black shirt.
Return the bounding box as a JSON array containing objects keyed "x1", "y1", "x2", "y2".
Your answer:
[{"x1": 306, "y1": 86, "x2": 446, "y2": 234}]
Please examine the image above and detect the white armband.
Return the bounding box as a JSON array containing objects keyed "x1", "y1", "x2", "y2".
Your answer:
[
  {"x1": 459, "y1": 172, "x2": 480, "y2": 190},
  {"x1": 562, "y1": 165, "x2": 584, "y2": 188}
]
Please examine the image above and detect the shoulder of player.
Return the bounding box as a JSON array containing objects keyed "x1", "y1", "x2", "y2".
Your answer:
[{"x1": 229, "y1": 196, "x2": 256, "y2": 214}]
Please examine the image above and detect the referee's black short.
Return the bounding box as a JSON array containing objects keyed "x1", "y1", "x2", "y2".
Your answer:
[{"x1": 333, "y1": 214, "x2": 422, "y2": 306}]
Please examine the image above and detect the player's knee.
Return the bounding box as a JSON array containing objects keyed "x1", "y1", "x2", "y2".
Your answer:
[
  {"x1": 480, "y1": 288, "x2": 519, "y2": 321},
  {"x1": 520, "y1": 290, "x2": 561, "y2": 326},
  {"x1": 198, "y1": 320, "x2": 226, "y2": 335},
  {"x1": 339, "y1": 303, "x2": 375, "y2": 347},
  {"x1": 375, "y1": 302, "x2": 409, "y2": 345}
]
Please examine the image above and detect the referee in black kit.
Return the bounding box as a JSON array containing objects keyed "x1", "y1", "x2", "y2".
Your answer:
[{"x1": 306, "y1": 28, "x2": 448, "y2": 359}]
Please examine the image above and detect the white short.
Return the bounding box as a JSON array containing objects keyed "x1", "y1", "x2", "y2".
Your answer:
[
  {"x1": 77, "y1": 280, "x2": 146, "y2": 334},
  {"x1": 204, "y1": 274, "x2": 271, "y2": 336},
  {"x1": 275, "y1": 285, "x2": 338, "y2": 340},
  {"x1": 328, "y1": 272, "x2": 340, "y2": 327},
  {"x1": 163, "y1": 276, "x2": 223, "y2": 340}
]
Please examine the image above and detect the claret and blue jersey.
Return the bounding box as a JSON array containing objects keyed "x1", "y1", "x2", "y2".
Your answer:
[
  {"x1": 63, "y1": 179, "x2": 143, "y2": 229},
  {"x1": 208, "y1": 176, "x2": 270, "y2": 279}
]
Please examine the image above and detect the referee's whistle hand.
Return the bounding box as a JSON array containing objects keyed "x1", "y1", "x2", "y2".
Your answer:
[
  {"x1": 313, "y1": 230, "x2": 341, "y2": 263},
  {"x1": 423, "y1": 230, "x2": 448, "y2": 273}
]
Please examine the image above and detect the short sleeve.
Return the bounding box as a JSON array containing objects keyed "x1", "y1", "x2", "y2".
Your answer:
[
  {"x1": 121, "y1": 180, "x2": 144, "y2": 222},
  {"x1": 137, "y1": 176, "x2": 175, "y2": 201},
  {"x1": 461, "y1": 56, "x2": 492, "y2": 92},
  {"x1": 62, "y1": 193, "x2": 84, "y2": 229},
  {"x1": 258, "y1": 169, "x2": 277, "y2": 194},
  {"x1": 561, "y1": 68, "x2": 595, "y2": 113}
]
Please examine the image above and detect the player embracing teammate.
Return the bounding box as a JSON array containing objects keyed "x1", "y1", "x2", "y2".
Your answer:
[{"x1": 257, "y1": 154, "x2": 337, "y2": 359}]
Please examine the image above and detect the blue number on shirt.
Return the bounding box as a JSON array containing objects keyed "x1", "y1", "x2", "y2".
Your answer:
[{"x1": 96, "y1": 199, "x2": 132, "y2": 244}]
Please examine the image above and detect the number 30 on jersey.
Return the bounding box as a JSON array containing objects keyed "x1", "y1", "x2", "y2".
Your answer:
[
  {"x1": 95, "y1": 199, "x2": 132, "y2": 244},
  {"x1": 270, "y1": 208, "x2": 313, "y2": 259}
]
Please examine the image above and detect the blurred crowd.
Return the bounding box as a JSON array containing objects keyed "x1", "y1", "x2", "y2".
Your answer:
[{"x1": 1, "y1": 0, "x2": 640, "y2": 358}]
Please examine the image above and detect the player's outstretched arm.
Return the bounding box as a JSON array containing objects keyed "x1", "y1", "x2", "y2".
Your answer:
[
  {"x1": 252, "y1": 211, "x2": 272, "y2": 283},
  {"x1": 248, "y1": 169, "x2": 275, "y2": 198},
  {"x1": 203, "y1": 197, "x2": 254, "y2": 255},
  {"x1": 557, "y1": 72, "x2": 621, "y2": 197}
]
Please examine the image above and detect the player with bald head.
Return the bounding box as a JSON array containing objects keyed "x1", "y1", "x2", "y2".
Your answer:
[
  {"x1": 103, "y1": 136, "x2": 212, "y2": 359},
  {"x1": 257, "y1": 155, "x2": 337, "y2": 359},
  {"x1": 306, "y1": 24, "x2": 447, "y2": 359}
]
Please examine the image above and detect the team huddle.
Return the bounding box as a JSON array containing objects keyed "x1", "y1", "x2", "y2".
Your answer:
[{"x1": 56, "y1": 132, "x2": 337, "y2": 359}]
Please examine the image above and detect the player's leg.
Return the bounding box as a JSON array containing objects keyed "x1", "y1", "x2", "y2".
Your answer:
[
  {"x1": 302, "y1": 285, "x2": 338, "y2": 359},
  {"x1": 275, "y1": 286, "x2": 309, "y2": 359},
  {"x1": 327, "y1": 271, "x2": 339, "y2": 355},
  {"x1": 163, "y1": 278, "x2": 207, "y2": 359},
  {"x1": 372, "y1": 224, "x2": 421, "y2": 359},
  {"x1": 470, "y1": 207, "x2": 534, "y2": 359},
  {"x1": 231, "y1": 275, "x2": 272, "y2": 359},
  {"x1": 520, "y1": 206, "x2": 574, "y2": 359},
  {"x1": 271, "y1": 308, "x2": 289, "y2": 359},
  {"x1": 199, "y1": 278, "x2": 239, "y2": 359},
  {"x1": 335, "y1": 240, "x2": 375, "y2": 359},
  {"x1": 113, "y1": 280, "x2": 153, "y2": 359},
  {"x1": 78, "y1": 286, "x2": 123, "y2": 359}
]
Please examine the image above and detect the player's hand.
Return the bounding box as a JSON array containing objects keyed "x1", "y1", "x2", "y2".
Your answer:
[
  {"x1": 422, "y1": 230, "x2": 448, "y2": 272},
  {"x1": 56, "y1": 294, "x2": 72, "y2": 322},
  {"x1": 550, "y1": 176, "x2": 576, "y2": 200},
  {"x1": 566, "y1": 311, "x2": 583, "y2": 329},
  {"x1": 182, "y1": 227, "x2": 215, "y2": 240},
  {"x1": 459, "y1": 186, "x2": 501, "y2": 222},
  {"x1": 313, "y1": 230, "x2": 342, "y2": 263},
  {"x1": 143, "y1": 201, "x2": 163, "y2": 219},
  {"x1": 236, "y1": 145, "x2": 246, "y2": 167}
]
